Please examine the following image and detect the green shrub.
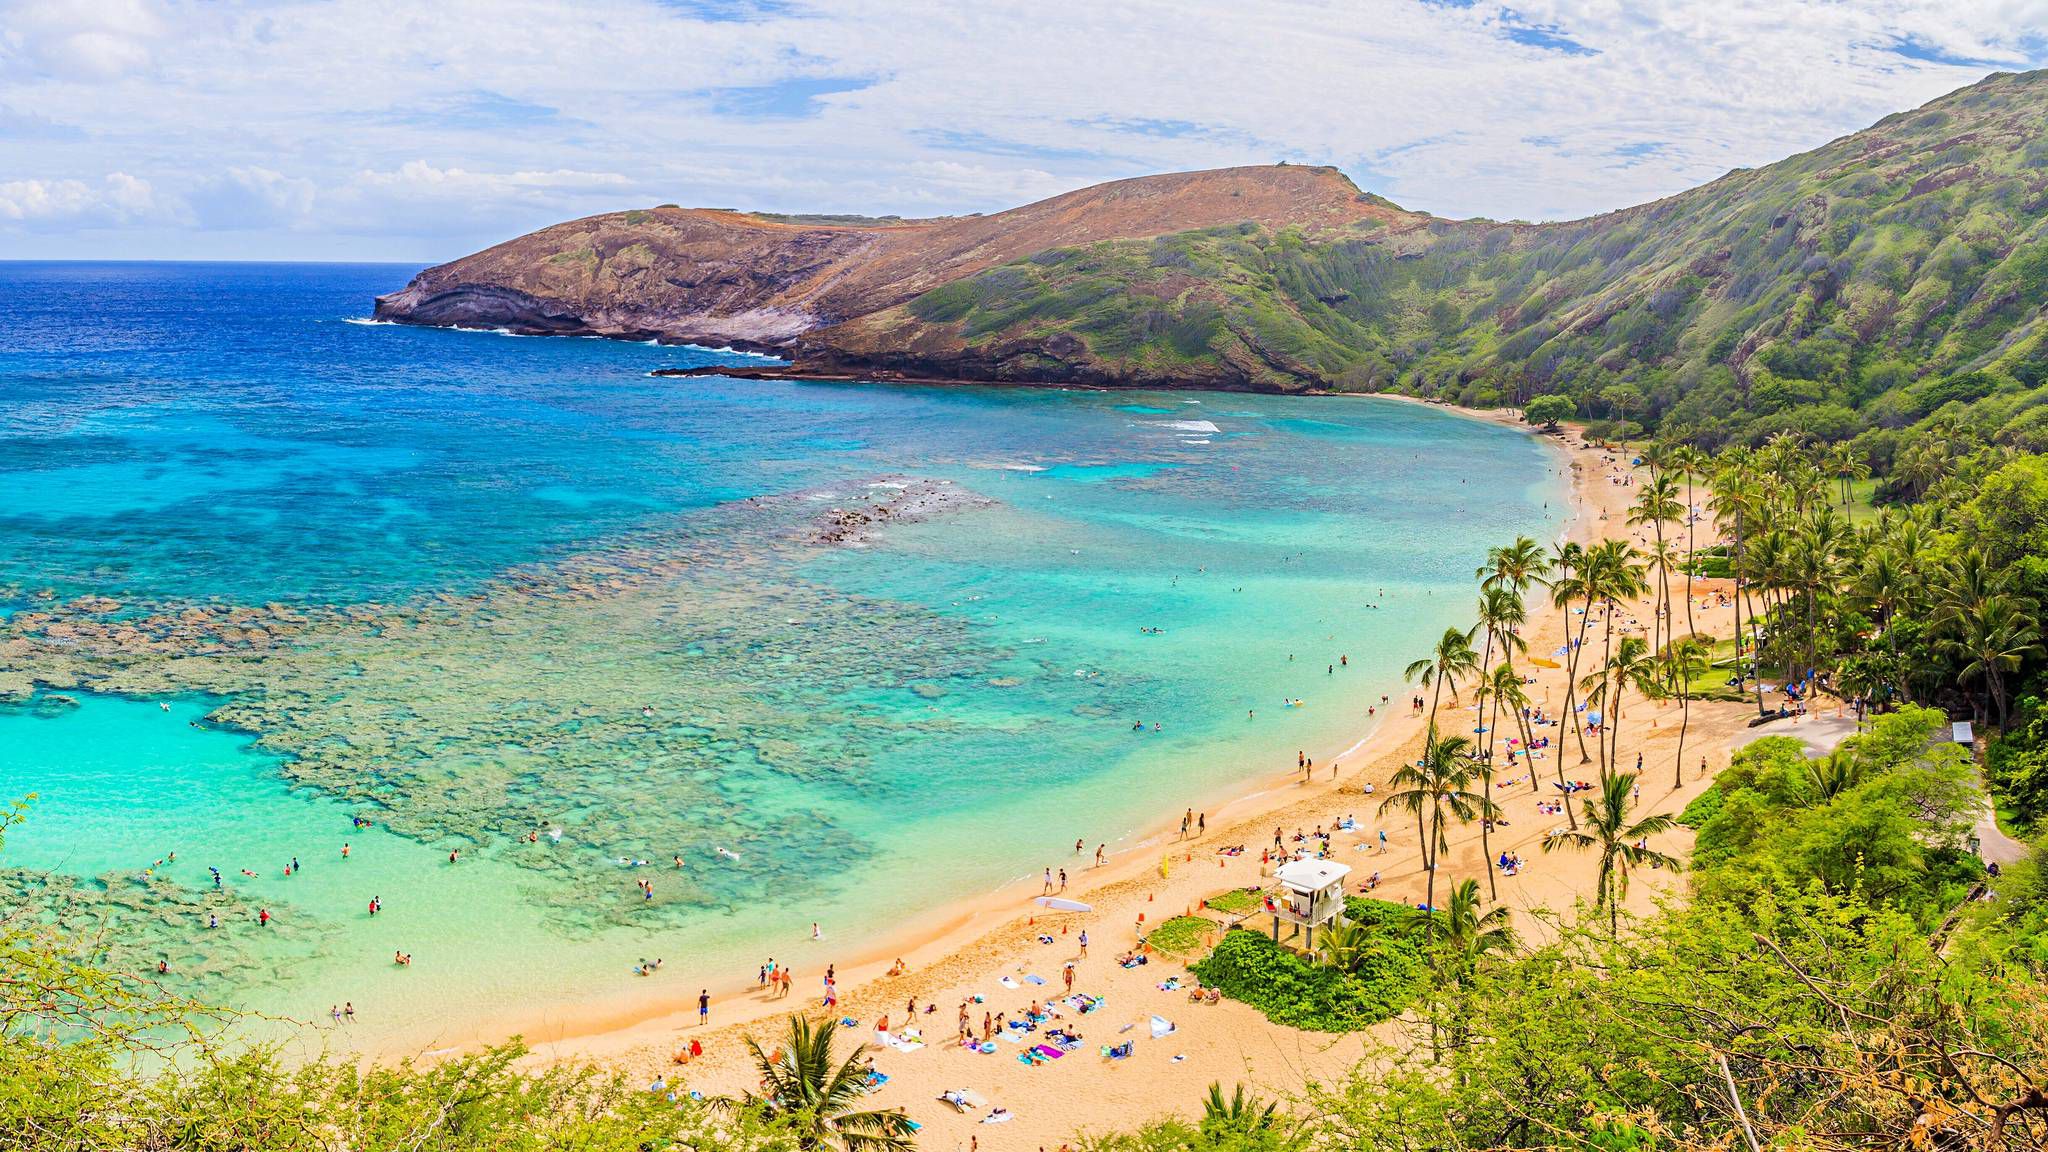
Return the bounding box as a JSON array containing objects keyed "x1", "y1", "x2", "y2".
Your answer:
[{"x1": 1191, "y1": 927, "x2": 1420, "y2": 1032}]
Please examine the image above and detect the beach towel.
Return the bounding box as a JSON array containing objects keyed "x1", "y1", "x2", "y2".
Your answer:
[
  {"x1": 1150, "y1": 1015, "x2": 1176, "y2": 1038},
  {"x1": 999, "y1": 976, "x2": 1020, "y2": 989},
  {"x1": 1032, "y1": 1044, "x2": 1065, "y2": 1059},
  {"x1": 1156, "y1": 977, "x2": 1180, "y2": 991},
  {"x1": 997, "y1": 1030, "x2": 1022, "y2": 1044},
  {"x1": 1024, "y1": 974, "x2": 1047, "y2": 985},
  {"x1": 983, "y1": 1110, "x2": 1014, "y2": 1124}
]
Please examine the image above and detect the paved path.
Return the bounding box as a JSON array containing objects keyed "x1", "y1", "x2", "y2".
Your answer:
[
  {"x1": 1742, "y1": 711, "x2": 2029, "y2": 867},
  {"x1": 1973, "y1": 799, "x2": 2031, "y2": 866}
]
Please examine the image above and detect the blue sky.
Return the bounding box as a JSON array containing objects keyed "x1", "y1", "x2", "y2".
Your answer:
[{"x1": 2, "y1": 0, "x2": 2044, "y2": 261}]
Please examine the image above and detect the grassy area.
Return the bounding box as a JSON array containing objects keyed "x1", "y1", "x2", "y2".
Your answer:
[
  {"x1": 1145, "y1": 914, "x2": 1221, "y2": 957},
  {"x1": 1205, "y1": 887, "x2": 1263, "y2": 916},
  {"x1": 1839, "y1": 477, "x2": 1883, "y2": 526},
  {"x1": 1684, "y1": 636, "x2": 1752, "y2": 701}
]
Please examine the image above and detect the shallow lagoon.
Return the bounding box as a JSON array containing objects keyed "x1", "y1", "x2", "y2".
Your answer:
[{"x1": 0, "y1": 262, "x2": 1566, "y2": 1049}]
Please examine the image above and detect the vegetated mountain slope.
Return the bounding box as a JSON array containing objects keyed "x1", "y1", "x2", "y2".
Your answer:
[
  {"x1": 810, "y1": 69, "x2": 2048, "y2": 421},
  {"x1": 376, "y1": 69, "x2": 2048, "y2": 441},
  {"x1": 372, "y1": 165, "x2": 1421, "y2": 344}
]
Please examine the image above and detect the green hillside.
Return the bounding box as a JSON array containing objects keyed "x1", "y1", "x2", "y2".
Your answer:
[{"x1": 823, "y1": 69, "x2": 2048, "y2": 450}]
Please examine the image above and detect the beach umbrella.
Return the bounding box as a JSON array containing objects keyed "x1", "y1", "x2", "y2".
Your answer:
[{"x1": 1035, "y1": 897, "x2": 1092, "y2": 913}]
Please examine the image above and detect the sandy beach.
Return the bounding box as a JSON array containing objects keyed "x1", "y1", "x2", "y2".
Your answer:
[{"x1": 463, "y1": 411, "x2": 1830, "y2": 1149}]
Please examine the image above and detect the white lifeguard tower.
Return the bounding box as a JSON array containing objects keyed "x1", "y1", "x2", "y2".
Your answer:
[{"x1": 1266, "y1": 858, "x2": 1352, "y2": 952}]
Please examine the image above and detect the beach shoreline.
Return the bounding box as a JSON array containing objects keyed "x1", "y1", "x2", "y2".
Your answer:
[
  {"x1": 308, "y1": 402, "x2": 1801, "y2": 1148},
  {"x1": 369, "y1": 402, "x2": 1588, "y2": 1061}
]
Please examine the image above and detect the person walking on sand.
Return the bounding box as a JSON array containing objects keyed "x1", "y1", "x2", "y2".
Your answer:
[
  {"x1": 1043, "y1": 867, "x2": 1053, "y2": 894},
  {"x1": 1058, "y1": 868, "x2": 1067, "y2": 891},
  {"x1": 1094, "y1": 844, "x2": 1105, "y2": 867},
  {"x1": 1078, "y1": 929, "x2": 1088, "y2": 957},
  {"x1": 698, "y1": 989, "x2": 710, "y2": 1026}
]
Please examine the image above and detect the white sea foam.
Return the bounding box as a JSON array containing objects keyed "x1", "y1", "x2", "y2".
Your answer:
[
  {"x1": 340, "y1": 317, "x2": 399, "y2": 326},
  {"x1": 1147, "y1": 419, "x2": 1220, "y2": 433},
  {"x1": 677, "y1": 342, "x2": 785, "y2": 361},
  {"x1": 1180, "y1": 438, "x2": 1211, "y2": 445}
]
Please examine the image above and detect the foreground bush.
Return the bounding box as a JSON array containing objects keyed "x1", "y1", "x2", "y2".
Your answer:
[{"x1": 1190, "y1": 926, "x2": 1419, "y2": 1032}]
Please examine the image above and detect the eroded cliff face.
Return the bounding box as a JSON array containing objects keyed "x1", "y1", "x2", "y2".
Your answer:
[{"x1": 373, "y1": 165, "x2": 1418, "y2": 351}]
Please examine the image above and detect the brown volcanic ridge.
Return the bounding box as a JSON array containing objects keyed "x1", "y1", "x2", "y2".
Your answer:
[
  {"x1": 373, "y1": 164, "x2": 1423, "y2": 363},
  {"x1": 373, "y1": 72, "x2": 2048, "y2": 394}
]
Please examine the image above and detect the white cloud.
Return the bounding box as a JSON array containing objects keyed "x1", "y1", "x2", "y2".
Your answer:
[
  {"x1": 190, "y1": 166, "x2": 317, "y2": 229},
  {"x1": 0, "y1": 171, "x2": 159, "y2": 224},
  {"x1": 2, "y1": 0, "x2": 165, "y2": 80},
  {"x1": 0, "y1": 0, "x2": 2044, "y2": 258}
]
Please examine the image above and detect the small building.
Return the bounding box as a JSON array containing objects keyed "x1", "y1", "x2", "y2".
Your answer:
[{"x1": 1265, "y1": 858, "x2": 1352, "y2": 952}]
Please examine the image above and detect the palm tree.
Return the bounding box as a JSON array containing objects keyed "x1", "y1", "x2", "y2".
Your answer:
[
  {"x1": 1548, "y1": 541, "x2": 1597, "y2": 766},
  {"x1": 1415, "y1": 876, "x2": 1519, "y2": 1066},
  {"x1": 1314, "y1": 919, "x2": 1373, "y2": 974},
  {"x1": 1199, "y1": 1082, "x2": 1298, "y2": 1147},
  {"x1": 1852, "y1": 544, "x2": 1920, "y2": 706},
  {"x1": 1664, "y1": 636, "x2": 1709, "y2": 790},
  {"x1": 1579, "y1": 541, "x2": 1648, "y2": 768},
  {"x1": 1541, "y1": 769, "x2": 1682, "y2": 935},
  {"x1": 1478, "y1": 536, "x2": 1552, "y2": 597},
  {"x1": 1485, "y1": 663, "x2": 1540, "y2": 796},
  {"x1": 1709, "y1": 458, "x2": 1770, "y2": 717},
  {"x1": 1942, "y1": 593, "x2": 2040, "y2": 729},
  {"x1": 1628, "y1": 472, "x2": 1683, "y2": 668},
  {"x1": 1472, "y1": 586, "x2": 1528, "y2": 753},
  {"x1": 721, "y1": 1015, "x2": 916, "y2": 1152},
  {"x1": 1826, "y1": 442, "x2": 1870, "y2": 517},
  {"x1": 1377, "y1": 729, "x2": 1488, "y2": 935},
  {"x1": 1579, "y1": 634, "x2": 1657, "y2": 773},
  {"x1": 1435, "y1": 877, "x2": 1518, "y2": 976},
  {"x1": 1666, "y1": 443, "x2": 1711, "y2": 647},
  {"x1": 1405, "y1": 626, "x2": 1480, "y2": 731}
]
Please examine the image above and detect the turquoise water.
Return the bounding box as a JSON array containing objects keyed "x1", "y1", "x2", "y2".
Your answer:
[{"x1": 0, "y1": 262, "x2": 1566, "y2": 1050}]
